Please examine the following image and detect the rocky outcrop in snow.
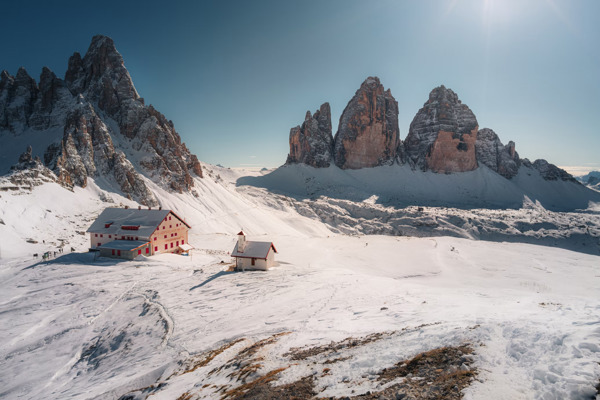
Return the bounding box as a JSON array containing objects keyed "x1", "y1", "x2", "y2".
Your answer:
[
  {"x1": 520, "y1": 158, "x2": 576, "y2": 182},
  {"x1": 0, "y1": 35, "x2": 202, "y2": 205},
  {"x1": 286, "y1": 103, "x2": 333, "y2": 167},
  {"x1": 333, "y1": 77, "x2": 402, "y2": 169},
  {"x1": 404, "y1": 85, "x2": 479, "y2": 173},
  {"x1": 475, "y1": 128, "x2": 520, "y2": 179},
  {"x1": 6, "y1": 146, "x2": 58, "y2": 189}
]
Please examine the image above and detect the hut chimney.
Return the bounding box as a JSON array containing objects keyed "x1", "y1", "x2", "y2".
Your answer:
[{"x1": 237, "y1": 230, "x2": 246, "y2": 253}]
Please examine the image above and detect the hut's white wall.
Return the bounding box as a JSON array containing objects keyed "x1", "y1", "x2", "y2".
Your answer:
[
  {"x1": 266, "y1": 249, "x2": 275, "y2": 268},
  {"x1": 236, "y1": 257, "x2": 268, "y2": 271},
  {"x1": 90, "y1": 233, "x2": 124, "y2": 248},
  {"x1": 98, "y1": 243, "x2": 151, "y2": 260},
  {"x1": 150, "y1": 213, "x2": 189, "y2": 255}
]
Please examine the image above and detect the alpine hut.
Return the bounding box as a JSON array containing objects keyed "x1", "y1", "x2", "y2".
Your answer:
[{"x1": 87, "y1": 206, "x2": 191, "y2": 259}]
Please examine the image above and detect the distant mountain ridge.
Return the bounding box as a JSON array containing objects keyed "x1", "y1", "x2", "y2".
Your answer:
[
  {"x1": 0, "y1": 35, "x2": 203, "y2": 206},
  {"x1": 285, "y1": 77, "x2": 576, "y2": 184}
]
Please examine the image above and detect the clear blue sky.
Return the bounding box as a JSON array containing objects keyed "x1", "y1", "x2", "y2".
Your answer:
[{"x1": 2, "y1": 0, "x2": 599, "y2": 171}]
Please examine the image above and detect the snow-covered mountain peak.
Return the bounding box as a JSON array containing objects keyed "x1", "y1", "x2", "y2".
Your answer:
[{"x1": 0, "y1": 35, "x2": 203, "y2": 205}]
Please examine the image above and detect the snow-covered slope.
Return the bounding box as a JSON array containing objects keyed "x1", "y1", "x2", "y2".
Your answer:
[
  {"x1": 1, "y1": 166, "x2": 599, "y2": 399},
  {"x1": 1, "y1": 226, "x2": 599, "y2": 399},
  {"x1": 238, "y1": 163, "x2": 600, "y2": 211},
  {"x1": 0, "y1": 166, "x2": 329, "y2": 259}
]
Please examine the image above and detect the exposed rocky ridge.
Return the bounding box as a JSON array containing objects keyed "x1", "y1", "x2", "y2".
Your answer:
[
  {"x1": 475, "y1": 128, "x2": 520, "y2": 179},
  {"x1": 286, "y1": 102, "x2": 333, "y2": 167},
  {"x1": 404, "y1": 85, "x2": 479, "y2": 173},
  {"x1": 0, "y1": 35, "x2": 202, "y2": 205},
  {"x1": 44, "y1": 101, "x2": 159, "y2": 204},
  {"x1": 521, "y1": 158, "x2": 577, "y2": 182},
  {"x1": 333, "y1": 77, "x2": 402, "y2": 169},
  {"x1": 4, "y1": 146, "x2": 59, "y2": 190}
]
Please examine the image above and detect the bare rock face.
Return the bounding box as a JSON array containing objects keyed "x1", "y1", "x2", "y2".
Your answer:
[
  {"x1": 334, "y1": 77, "x2": 401, "y2": 169},
  {"x1": 1, "y1": 35, "x2": 203, "y2": 204},
  {"x1": 475, "y1": 128, "x2": 520, "y2": 179},
  {"x1": 286, "y1": 102, "x2": 333, "y2": 167},
  {"x1": 0, "y1": 68, "x2": 40, "y2": 133},
  {"x1": 43, "y1": 102, "x2": 159, "y2": 205},
  {"x1": 8, "y1": 146, "x2": 58, "y2": 188},
  {"x1": 404, "y1": 86, "x2": 478, "y2": 173},
  {"x1": 65, "y1": 35, "x2": 203, "y2": 188},
  {"x1": 65, "y1": 35, "x2": 139, "y2": 118},
  {"x1": 529, "y1": 159, "x2": 576, "y2": 182}
]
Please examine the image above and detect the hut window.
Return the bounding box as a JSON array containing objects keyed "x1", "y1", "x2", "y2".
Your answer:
[
  {"x1": 176, "y1": 241, "x2": 179, "y2": 246},
  {"x1": 170, "y1": 243, "x2": 173, "y2": 248},
  {"x1": 146, "y1": 248, "x2": 149, "y2": 254},
  {"x1": 182, "y1": 240, "x2": 184, "y2": 244},
  {"x1": 95, "y1": 234, "x2": 98, "y2": 237},
  {"x1": 164, "y1": 244, "x2": 168, "y2": 250},
  {"x1": 154, "y1": 246, "x2": 158, "y2": 252},
  {"x1": 138, "y1": 249, "x2": 142, "y2": 255},
  {"x1": 108, "y1": 235, "x2": 111, "y2": 239},
  {"x1": 112, "y1": 250, "x2": 115, "y2": 255},
  {"x1": 251, "y1": 258, "x2": 255, "y2": 266},
  {"x1": 118, "y1": 250, "x2": 121, "y2": 256}
]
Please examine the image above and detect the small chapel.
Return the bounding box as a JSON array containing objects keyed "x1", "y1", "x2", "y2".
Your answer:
[{"x1": 230, "y1": 231, "x2": 277, "y2": 271}]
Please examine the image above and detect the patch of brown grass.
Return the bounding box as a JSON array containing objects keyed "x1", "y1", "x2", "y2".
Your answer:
[
  {"x1": 176, "y1": 392, "x2": 194, "y2": 400},
  {"x1": 284, "y1": 331, "x2": 395, "y2": 361},
  {"x1": 178, "y1": 338, "x2": 246, "y2": 376},
  {"x1": 370, "y1": 344, "x2": 476, "y2": 400},
  {"x1": 222, "y1": 367, "x2": 288, "y2": 399},
  {"x1": 236, "y1": 332, "x2": 290, "y2": 360},
  {"x1": 324, "y1": 356, "x2": 351, "y2": 364}
]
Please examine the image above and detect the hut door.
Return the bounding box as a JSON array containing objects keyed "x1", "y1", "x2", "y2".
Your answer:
[{"x1": 251, "y1": 258, "x2": 255, "y2": 266}]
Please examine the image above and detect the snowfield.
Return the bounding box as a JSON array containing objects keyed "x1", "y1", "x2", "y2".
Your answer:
[{"x1": 1, "y1": 165, "x2": 599, "y2": 399}]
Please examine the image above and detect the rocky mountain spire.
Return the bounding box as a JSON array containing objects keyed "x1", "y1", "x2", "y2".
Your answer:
[
  {"x1": 334, "y1": 77, "x2": 401, "y2": 169},
  {"x1": 63, "y1": 35, "x2": 203, "y2": 191},
  {"x1": 475, "y1": 128, "x2": 520, "y2": 179},
  {"x1": 65, "y1": 34, "x2": 139, "y2": 118},
  {"x1": 0, "y1": 67, "x2": 40, "y2": 133},
  {"x1": 286, "y1": 102, "x2": 334, "y2": 167},
  {"x1": 0, "y1": 35, "x2": 203, "y2": 205},
  {"x1": 38, "y1": 66, "x2": 65, "y2": 114},
  {"x1": 404, "y1": 85, "x2": 478, "y2": 173}
]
